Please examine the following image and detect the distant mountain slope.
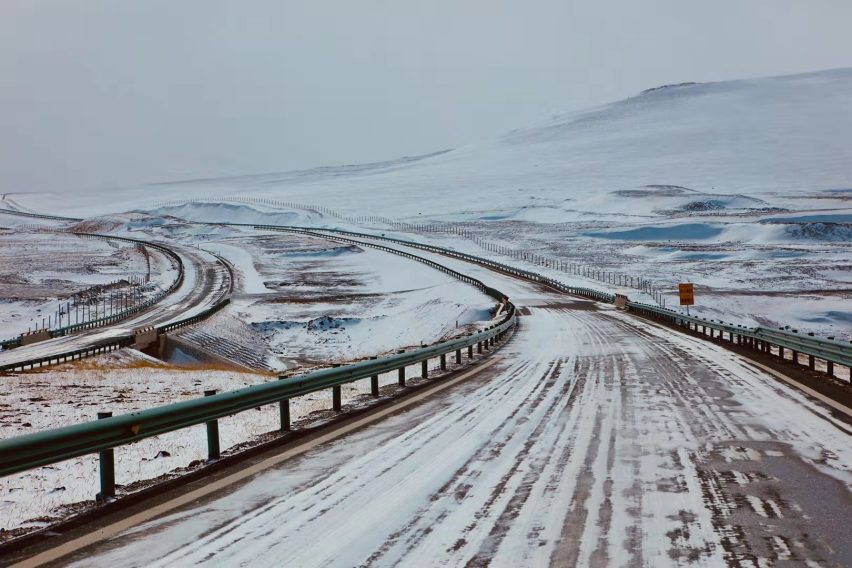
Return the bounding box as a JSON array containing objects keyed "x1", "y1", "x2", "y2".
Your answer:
[{"x1": 14, "y1": 68, "x2": 852, "y2": 219}]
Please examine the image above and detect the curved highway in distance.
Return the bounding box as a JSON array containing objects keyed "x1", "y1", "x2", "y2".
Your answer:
[
  {"x1": 45, "y1": 239, "x2": 851, "y2": 568},
  {"x1": 0, "y1": 244, "x2": 231, "y2": 370}
]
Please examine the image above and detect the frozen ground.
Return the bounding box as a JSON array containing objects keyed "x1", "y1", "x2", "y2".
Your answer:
[{"x1": 202, "y1": 230, "x2": 492, "y2": 368}]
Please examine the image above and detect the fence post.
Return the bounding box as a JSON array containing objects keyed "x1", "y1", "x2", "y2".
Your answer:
[
  {"x1": 333, "y1": 386, "x2": 342, "y2": 411},
  {"x1": 279, "y1": 379, "x2": 291, "y2": 432},
  {"x1": 370, "y1": 356, "x2": 379, "y2": 396},
  {"x1": 331, "y1": 364, "x2": 342, "y2": 410},
  {"x1": 97, "y1": 412, "x2": 115, "y2": 502},
  {"x1": 205, "y1": 390, "x2": 220, "y2": 461}
]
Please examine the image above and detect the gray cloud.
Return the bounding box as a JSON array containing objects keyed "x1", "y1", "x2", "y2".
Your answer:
[{"x1": 2, "y1": 0, "x2": 851, "y2": 194}]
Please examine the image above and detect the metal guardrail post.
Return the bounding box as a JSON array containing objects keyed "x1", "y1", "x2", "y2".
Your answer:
[
  {"x1": 468, "y1": 345, "x2": 474, "y2": 358},
  {"x1": 370, "y1": 356, "x2": 379, "y2": 396},
  {"x1": 278, "y1": 377, "x2": 290, "y2": 431},
  {"x1": 97, "y1": 412, "x2": 115, "y2": 502},
  {"x1": 397, "y1": 350, "x2": 406, "y2": 386},
  {"x1": 456, "y1": 349, "x2": 462, "y2": 364},
  {"x1": 477, "y1": 341, "x2": 483, "y2": 354},
  {"x1": 421, "y1": 360, "x2": 428, "y2": 378},
  {"x1": 205, "y1": 390, "x2": 220, "y2": 461},
  {"x1": 332, "y1": 364, "x2": 342, "y2": 410},
  {"x1": 333, "y1": 386, "x2": 342, "y2": 411},
  {"x1": 440, "y1": 353, "x2": 446, "y2": 371}
]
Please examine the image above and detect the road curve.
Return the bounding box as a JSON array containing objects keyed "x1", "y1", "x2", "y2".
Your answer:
[
  {"x1": 0, "y1": 244, "x2": 230, "y2": 369},
  {"x1": 47, "y1": 253, "x2": 852, "y2": 567}
]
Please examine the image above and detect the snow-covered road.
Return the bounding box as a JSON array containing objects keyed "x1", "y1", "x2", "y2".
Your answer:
[
  {"x1": 54, "y1": 264, "x2": 851, "y2": 567},
  {"x1": 0, "y1": 245, "x2": 230, "y2": 369}
]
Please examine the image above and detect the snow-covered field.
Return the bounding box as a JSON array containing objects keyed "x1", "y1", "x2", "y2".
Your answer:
[{"x1": 191, "y1": 228, "x2": 493, "y2": 369}]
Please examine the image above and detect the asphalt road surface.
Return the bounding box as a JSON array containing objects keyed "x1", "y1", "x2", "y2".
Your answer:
[{"x1": 51, "y1": 255, "x2": 851, "y2": 568}]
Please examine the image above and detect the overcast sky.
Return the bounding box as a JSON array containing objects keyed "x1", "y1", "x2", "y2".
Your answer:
[{"x1": 2, "y1": 0, "x2": 851, "y2": 194}]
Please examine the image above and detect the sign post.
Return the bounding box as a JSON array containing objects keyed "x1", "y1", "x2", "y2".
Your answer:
[{"x1": 678, "y1": 283, "x2": 694, "y2": 315}]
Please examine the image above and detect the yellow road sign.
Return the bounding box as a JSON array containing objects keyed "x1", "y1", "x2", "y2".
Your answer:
[{"x1": 679, "y1": 283, "x2": 694, "y2": 306}]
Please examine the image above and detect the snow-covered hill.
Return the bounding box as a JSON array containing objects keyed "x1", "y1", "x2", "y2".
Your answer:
[{"x1": 9, "y1": 67, "x2": 850, "y2": 220}]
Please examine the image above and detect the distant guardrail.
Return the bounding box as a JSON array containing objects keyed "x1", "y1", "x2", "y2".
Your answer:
[
  {"x1": 628, "y1": 301, "x2": 852, "y2": 373},
  {"x1": 50, "y1": 233, "x2": 185, "y2": 336},
  {"x1": 0, "y1": 207, "x2": 83, "y2": 222},
  {"x1": 0, "y1": 233, "x2": 184, "y2": 351},
  {"x1": 0, "y1": 298, "x2": 230, "y2": 374}
]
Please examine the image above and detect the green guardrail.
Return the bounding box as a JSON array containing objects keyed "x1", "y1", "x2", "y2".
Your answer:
[
  {"x1": 0, "y1": 298, "x2": 231, "y2": 373},
  {"x1": 0, "y1": 232, "x2": 185, "y2": 348},
  {"x1": 0, "y1": 308, "x2": 514, "y2": 478},
  {"x1": 626, "y1": 301, "x2": 852, "y2": 369}
]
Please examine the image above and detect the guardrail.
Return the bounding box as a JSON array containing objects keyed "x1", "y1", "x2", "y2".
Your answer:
[
  {"x1": 0, "y1": 314, "x2": 513, "y2": 480},
  {"x1": 247, "y1": 224, "x2": 850, "y2": 381},
  {"x1": 50, "y1": 233, "x2": 185, "y2": 336},
  {"x1": 0, "y1": 207, "x2": 83, "y2": 222},
  {"x1": 252, "y1": 224, "x2": 614, "y2": 303},
  {"x1": 0, "y1": 233, "x2": 184, "y2": 349},
  {"x1": 627, "y1": 301, "x2": 852, "y2": 375},
  {"x1": 0, "y1": 298, "x2": 231, "y2": 373}
]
